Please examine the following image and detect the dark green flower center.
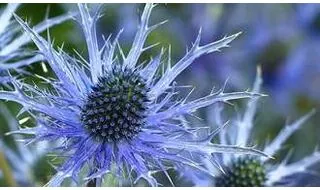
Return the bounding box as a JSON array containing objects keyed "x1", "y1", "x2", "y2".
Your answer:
[
  {"x1": 80, "y1": 67, "x2": 149, "y2": 142},
  {"x1": 215, "y1": 157, "x2": 267, "y2": 187}
]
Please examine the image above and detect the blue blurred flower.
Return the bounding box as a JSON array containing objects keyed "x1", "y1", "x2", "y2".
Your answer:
[
  {"x1": 185, "y1": 67, "x2": 319, "y2": 186},
  {"x1": 0, "y1": 3, "x2": 270, "y2": 186},
  {"x1": 171, "y1": 4, "x2": 320, "y2": 114},
  {"x1": 271, "y1": 37, "x2": 320, "y2": 111},
  {"x1": 0, "y1": 103, "x2": 48, "y2": 186}
]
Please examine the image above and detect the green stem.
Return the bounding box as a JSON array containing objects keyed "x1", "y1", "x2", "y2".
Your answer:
[{"x1": 0, "y1": 151, "x2": 17, "y2": 186}]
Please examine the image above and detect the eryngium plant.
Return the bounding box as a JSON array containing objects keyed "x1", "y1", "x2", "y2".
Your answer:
[
  {"x1": 0, "y1": 3, "x2": 73, "y2": 83},
  {"x1": 1, "y1": 4, "x2": 269, "y2": 186},
  {"x1": 189, "y1": 67, "x2": 319, "y2": 187}
]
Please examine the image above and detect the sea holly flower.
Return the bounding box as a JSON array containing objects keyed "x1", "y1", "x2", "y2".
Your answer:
[
  {"x1": 190, "y1": 67, "x2": 319, "y2": 186},
  {"x1": 1, "y1": 3, "x2": 269, "y2": 186},
  {"x1": 0, "y1": 3, "x2": 73, "y2": 83}
]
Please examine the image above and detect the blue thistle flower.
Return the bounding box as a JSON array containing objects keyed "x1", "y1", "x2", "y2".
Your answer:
[
  {"x1": 0, "y1": 3, "x2": 73, "y2": 83},
  {"x1": 1, "y1": 4, "x2": 269, "y2": 186},
  {"x1": 185, "y1": 67, "x2": 319, "y2": 186}
]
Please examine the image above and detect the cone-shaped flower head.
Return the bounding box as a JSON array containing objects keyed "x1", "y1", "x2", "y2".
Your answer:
[{"x1": 1, "y1": 4, "x2": 269, "y2": 186}]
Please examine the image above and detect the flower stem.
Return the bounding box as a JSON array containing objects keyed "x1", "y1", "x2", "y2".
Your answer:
[
  {"x1": 0, "y1": 151, "x2": 17, "y2": 186},
  {"x1": 87, "y1": 179, "x2": 97, "y2": 187}
]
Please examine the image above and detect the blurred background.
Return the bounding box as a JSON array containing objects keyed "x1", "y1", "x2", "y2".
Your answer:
[{"x1": 0, "y1": 3, "x2": 320, "y2": 186}]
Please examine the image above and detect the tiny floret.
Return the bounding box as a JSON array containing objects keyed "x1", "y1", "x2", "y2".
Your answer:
[{"x1": 215, "y1": 157, "x2": 266, "y2": 187}]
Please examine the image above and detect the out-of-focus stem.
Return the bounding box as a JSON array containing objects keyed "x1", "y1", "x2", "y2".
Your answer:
[
  {"x1": 0, "y1": 151, "x2": 17, "y2": 186},
  {"x1": 87, "y1": 178, "x2": 97, "y2": 187}
]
